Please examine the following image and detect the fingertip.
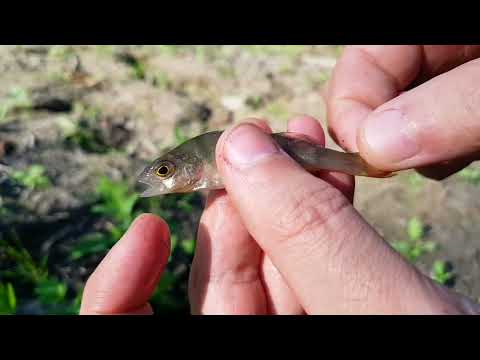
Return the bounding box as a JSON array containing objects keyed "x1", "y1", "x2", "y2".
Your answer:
[
  {"x1": 327, "y1": 99, "x2": 372, "y2": 152},
  {"x1": 244, "y1": 117, "x2": 273, "y2": 133},
  {"x1": 216, "y1": 118, "x2": 272, "y2": 171},
  {"x1": 128, "y1": 213, "x2": 171, "y2": 251},
  {"x1": 81, "y1": 213, "x2": 171, "y2": 314},
  {"x1": 287, "y1": 115, "x2": 326, "y2": 146}
]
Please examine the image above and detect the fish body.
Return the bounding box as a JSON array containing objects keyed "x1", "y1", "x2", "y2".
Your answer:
[{"x1": 137, "y1": 130, "x2": 392, "y2": 197}]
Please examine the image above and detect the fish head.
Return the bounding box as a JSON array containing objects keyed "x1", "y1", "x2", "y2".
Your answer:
[{"x1": 136, "y1": 148, "x2": 203, "y2": 197}]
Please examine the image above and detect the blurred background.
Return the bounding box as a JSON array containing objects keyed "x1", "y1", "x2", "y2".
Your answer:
[{"x1": 0, "y1": 45, "x2": 479, "y2": 315}]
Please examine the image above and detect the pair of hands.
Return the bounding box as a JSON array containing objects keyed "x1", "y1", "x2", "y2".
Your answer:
[{"x1": 80, "y1": 46, "x2": 480, "y2": 315}]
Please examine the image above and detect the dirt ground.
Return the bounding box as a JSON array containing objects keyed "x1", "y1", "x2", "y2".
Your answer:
[{"x1": 1, "y1": 45, "x2": 479, "y2": 313}]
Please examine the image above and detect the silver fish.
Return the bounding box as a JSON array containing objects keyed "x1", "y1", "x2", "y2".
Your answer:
[{"x1": 137, "y1": 131, "x2": 392, "y2": 197}]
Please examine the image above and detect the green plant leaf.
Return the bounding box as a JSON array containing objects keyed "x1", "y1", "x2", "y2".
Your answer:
[
  {"x1": 0, "y1": 283, "x2": 17, "y2": 315},
  {"x1": 11, "y1": 165, "x2": 51, "y2": 190},
  {"x1": 458, "y1": 167, "x2": 480, "y2": 185},
  {"x1": 169, "y1": 234, "x2": 178, "y2": 261},
  {"x1": 154, "y1": 71, "x2": 172, "y2": 90},
  {"x1": 180, "y1": 239, "x2": 196, "y2": 256},
  {"x1": 174, "y1": 126, "x2": 188, "y2": 145},
  {"x1": 6, "y1": 283, "x2": 16, "y2": 310},
  {"x1": 422, "y1": 241, "x2": 437, "y2": 253},
  {"x1": 431, "y1": 260, "x2": 454, "y2": 285},
  {"x1": 70, "y1": 233, "x2": 112, "y2": 260},
  {"x1": 34, "y1": 278, "x2": 68, "y2": 305},
  {"x1": 151, "y1": 271, "x2": 177, "y2": 303},
  {"x1": 391, "y1": 241, "x2": 411, "y2": 256},
  {"x1": 0, "y1": 104, "x2": 8, "y2": 122},
  {"x1": 407, "y1": 172, "x2": 425, "y2": 190},
  {"x1": 1, "y1": 233, "x2": 49, "y2": 284},
  {"x1": 245, "y1": 95, "x2": 264, "y2": 110},
  {"x1": 93, "y1": 176, "x2": 139, "y2": 223},
  {"x1": 407, "y1": 217, "x2": 424, "y2": 241}
]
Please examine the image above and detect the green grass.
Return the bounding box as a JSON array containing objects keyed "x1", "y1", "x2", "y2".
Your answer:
[
  {"x1": 63, "y1": 104, "x2": 116, "y2": 154},
  {"x1": 0, "y1": 283, "x2": 17, "y2": 315},
  {"x1": 65, "y1": 124, "x2": 108, "y2": 153},
  {"x1": 153, "y1": 71, "x2": 172, "y2": 90},
  {"x1": 92, "y1": 176, "x2": 139, "y2": 226},
  {"x1": 0, "y1": 230, "x2": 81, "y2": 314},
  {"x1": 70, "y1": 176, "x2": 139, "y2": 260},
  {"x1": 180, "y1": 238, "x2": 196, "y2": 256},
  {"x1": 306, "y1": 71, "x2": 329, "y2": 89},
  {"x1": 279, "y1": 62, "x2": 296, "y2": 76},
  {"x1": 334, "y1": 45, "x2": 345, "y2": 57},
  {"x1": 458, "y1": 166, "x2": 480, "y2": 185},
  {"x1": 0, "y1": 232, "x2": 49, "y2": 284},
  {"x1": 2, "y1": 171, "x2": 202, "y2": 314},
  {"x1": 245, "y1": 95, "x2": 265, "y2": 110},
  {"x1": 264, "y1": 101, "x2": 290, "y2": 122},
  {"x1": 0, "y1": 202, "x2": 11, "y2": 218},
  {"x1": 96, "y1": 45, "x2": 116, "y2": 56},
  {"x1": 407, "y1": 172, "x2": 425, "y2": 191},
  {"x1": 391, "y1": 218, "x2": 458, "y2": 286},
  {"x1": 216, "y1": 63, "x2": 236, "y2": 79},
  {"x1": 0, "y1": 87, "x2": 32, "y2": 123},
  {"x1": 430, "y1": 260, "x2": 455, "y2": 286},
  {"x1": 34, "y1": 278, "x2": 68, "y2": 305},
  {"x1": 174, "y1": 125, "x2": 189, "y2": 145},
  {"x1": 156, "y1": 45, "x2": 183, "y2": 57},
  {"x1": 193, "y1": 46, "x2": 219, "y2": 63},
  {"x1": 116, "y1": 52, "x2": 147, "y2": 80},
  {"x1": 391, "y1": 217, "x2": 437, "y2": 263},
  {"x1": 241, "y1": 45, "x2": 309, "y2": 58},
  {"x1": 73, "y1": 102, "x2": 102, "y2": 121},
  {"x1": 66, "y1": 175, "x2": 202, "y2": 314},
  {"x1": 48, "y1": 46, "x2": 76, "y2": 60},
  {"x1": 70, "y1": 232, "x2": 114, "y2": 261},
  {"x1": 10, "y1": 165, "x2": 51, "y2": 190},
  {"x1": 132, "y1": 62, "x2": 146, "y2": 80}
]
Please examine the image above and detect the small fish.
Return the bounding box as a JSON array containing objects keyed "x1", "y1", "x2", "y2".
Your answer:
[{"x1": 137, "y1": 131, "x2": 393, "y2": 197}]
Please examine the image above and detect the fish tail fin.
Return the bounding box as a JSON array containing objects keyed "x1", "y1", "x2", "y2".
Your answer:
[{"x1": 352, "y1": 153, "x2": 395, "y2": 178}]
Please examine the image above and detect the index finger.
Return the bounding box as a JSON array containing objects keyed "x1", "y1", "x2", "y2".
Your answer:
[
  {"x1": 326, "y1": 45, "x2": 480, "y2": 152},
  {"x1": 326, "y1": 45, "x2": 422, "y2": 151}
]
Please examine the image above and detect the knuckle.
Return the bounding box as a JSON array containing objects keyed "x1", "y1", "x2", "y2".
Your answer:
[
  {"x1": 272, "y1": 183, "x2": 351, "y2": 247},
  {"x1": 463, "y1": 82, "x2": 480, "y2": 123},
  {"x1": 211, "y1": 267, "x2": 260, "y2": 286},
  {"x1": 457, "y1": 63, "x2": 480, "y2": 148}
]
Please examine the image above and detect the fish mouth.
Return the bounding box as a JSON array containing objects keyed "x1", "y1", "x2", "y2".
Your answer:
[{"x1": 136, "y1": 179, "x2": 166, "y2": 198}]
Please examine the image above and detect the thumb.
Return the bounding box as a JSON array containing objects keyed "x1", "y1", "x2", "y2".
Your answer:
[
  {"x1": 216, "y1": 122, "x2": 475, "y2": 314},
  {"x1": 357, "y1": 59, "x2": 480, "y2": 172}
]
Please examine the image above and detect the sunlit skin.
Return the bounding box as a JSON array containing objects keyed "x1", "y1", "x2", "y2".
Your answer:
[
  {"x1": 81, "y1": 45, "x2": 480, "y2": 315},
  {"x1": 81, "y1": 115, "x2": 480, "y2": 315},
  {"x1": 326, "y1": 45, "x2": 480, "y2": 178}
]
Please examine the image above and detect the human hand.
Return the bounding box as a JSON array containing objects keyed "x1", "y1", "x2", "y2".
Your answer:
[
  {"x1": 80, "y1": 214, "x2": 170, "y2": 315},
  {"x1": 326, "y1": 45, "x2": 480, "y2": 179},
  {"x1": 188, "y1": 116, "x2": 480, "y2": 314},
  {"x1": 79, "y1": 115, "x2": 480, "y2": 315}
]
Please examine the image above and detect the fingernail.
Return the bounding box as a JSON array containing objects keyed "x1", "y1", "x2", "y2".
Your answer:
[
  {"x1": 224, "y1": 124, "x2": 279, "y2": 168},
  {"x1": 363, "y1": 109, "x2": 420, "y2": 163}
]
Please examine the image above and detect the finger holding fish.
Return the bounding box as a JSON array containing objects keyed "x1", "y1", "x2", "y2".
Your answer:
[
  {"x1": 189, "y1": 116, "x2": 331, "y2": 315},
  {"x1": 287, "y1": 115, "x2": 355, "y2": 202}
]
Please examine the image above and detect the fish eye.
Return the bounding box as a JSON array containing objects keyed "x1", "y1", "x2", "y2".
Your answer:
[{"x1": 155, "y1": 161, "x2": 175, "y2": 178}]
